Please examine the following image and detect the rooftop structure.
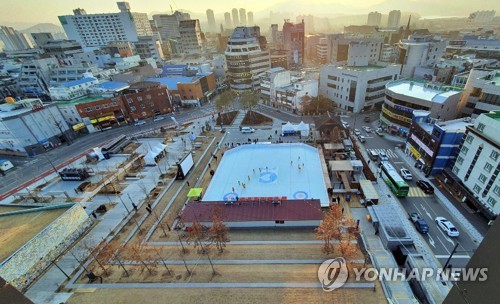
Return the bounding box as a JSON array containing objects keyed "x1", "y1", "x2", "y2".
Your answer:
[
  {"x1": 203, "y1": 143, "x2": 330, "y2": 207},
  {"x1": 386, "y1": 80, "x2": 462, "y2": 104}
]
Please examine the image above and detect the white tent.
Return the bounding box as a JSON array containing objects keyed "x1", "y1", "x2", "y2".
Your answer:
[
  {"x1": 296, "y1": 121, "x2": 310, "y2": 136},
  {"x1": 282, "y1": 121, "x2": 295, "y2": 133},
  {"x1": 144, "y1": 143, "x2": 167, "y2": 166}
]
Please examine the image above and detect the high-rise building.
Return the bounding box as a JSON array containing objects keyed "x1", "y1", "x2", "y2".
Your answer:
[
  {"x1": 206, "y1": 9, "x2": 216, "y2": 33},
  {"x1": 367, "y1": 11, "x2": 382, "y2": 26},
  {"x1": 58, "y1": 2, "x2": 152, "y2": 48},
  {"x1": 231, "y1": 8, "x2": 239, "y2": 27},
  {"x1": 225, "y1": 26, "x2": 270, "y2": 92},
  {"x1": 179, "y1": 20, "x2": 203, "y2": 55},
  {"x1": 297, "y1": 15, "x2": 315, "y2": 34},
  {"x1": 153, "y1": 11, "x2": 189, "y2": 41},
  {"x1": 224, "y1": 12, "x2": 232, "y2": 28},
  {"x1": 387, "y1": 10, "x2": 401, "y2": 28},
  {"x1": 247, "y1": 12, "x2": 254, "y2": 25},
  {"x1": 239, "y1": 8, "x2": 247, "y2": 26},
  {"x1": 282, "y1": 20, "x2": 305, "y2": 69},
  {"x1": 0, "y1": 26, "x2": 34, "y2": 51}
]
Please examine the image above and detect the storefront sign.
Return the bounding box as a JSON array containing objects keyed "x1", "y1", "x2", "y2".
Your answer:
[
  {"x1": 409, "y1": 145, "x2": 422, "y2": 159},
  {"x1": 411, "y1": 134, "x2": 434, "y2": 157}
]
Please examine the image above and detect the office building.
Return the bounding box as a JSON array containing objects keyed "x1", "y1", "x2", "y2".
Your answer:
[
  {"x1": 225, "y1": 26, "x2": 271, "y2": 92},
  {"x1": 320, "y1": 63, "x2": 400, "y2": 113},
  {"x1": 282, "y1": 20, "x2": 305, "y2": 69},
  {"x1": 239, "y1": 8, "x2": 247, "y2": 26},
  {"x1": 58, "y1": 2, "x2": 153, "y2": 47},
  {"x1": 31, "y1": 32, "x2": 54, "y2": 47},
  {"x1": 224, "y1": 12, "x2": 232, "y2": 28},
  {"x1": 152, "y1": 11, "x2": 189, "y2": 41},
  {"x1": 450, "y1": 111, "x2": 500, "y2": 218},
  {"x1": 0, "y1": 26, "x2": 34, "y2": 51},
  {"x1": 179, "y1": 20, "x2": 204, "y2": 55},
  {"x1": 41, "y1": 39, "x2": 83, "y2": 59},
  {"x1": 458, "y1": 69, "x2": 500, "y2": 118},
  {"x1": 398, "y1": 35, "x2": 448, "y2": 78},
  {"x1": 247, "y1": 12, "x2": 254, "y2": 25},
  {"x1": 325, "y1": 34, "x2": 383, "y2": 65},
  {"x1": 381, "y1": 80, "x2": 463, "y2": 136},
  {"x1": 206, "y1": 9, "x2": 216, "y2": 33},
  {"x1": 231, "y1": 9, "x2": 239, "y2": 27},
  {"x1": 297, "y1": 15, "x2": 315, "y2": 34},
  {"x1": 387, "y1": 10, "x2": 401, "y2": 28},
  {"x1": 134, "y1": 36, "x2": 164, "y2": 64},
  {"x1": 17, "y1": 58, "x2": 59, "y2": 99},
  {"x1": 406, "y1": 116, "x2": 470, "y2": 175},
  {"x1": 367, "y1": 11, "x2": 382, "y2": 27}
]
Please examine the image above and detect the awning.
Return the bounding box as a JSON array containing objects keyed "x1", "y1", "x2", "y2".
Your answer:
[
  {"x1": 187, "y1": 188, "x2": 203, "y2": 198},
  {"x1": 72, "y1": 123, "x2": 86, "y2": 131}
]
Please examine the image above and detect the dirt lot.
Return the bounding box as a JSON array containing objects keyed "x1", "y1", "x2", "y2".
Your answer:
[{"x1": 241, "y1": 111, "x2": 272, "y2": 126}]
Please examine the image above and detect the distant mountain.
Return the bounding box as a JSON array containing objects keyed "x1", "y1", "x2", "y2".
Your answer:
[
  {"x1": 368, "y1": 0, "x2": 499, "y2": 17},
  {"x1": 258, "y1": 1, "x2": 356, "y2": 18},
  {"x1": 20, "y1": 23, "x2": 65, "y2": 34}
]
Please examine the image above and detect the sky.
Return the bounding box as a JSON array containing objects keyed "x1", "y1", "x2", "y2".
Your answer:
[{"x1": 0, "y1": 0, "x2": 497, "y2": 28}]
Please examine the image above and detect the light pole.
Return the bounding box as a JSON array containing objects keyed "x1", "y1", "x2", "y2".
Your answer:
[{"x1": 44, "y1": 154, "x2": 58, "y2": 174}]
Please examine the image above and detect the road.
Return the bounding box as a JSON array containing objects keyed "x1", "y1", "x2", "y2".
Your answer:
[
  {"x1": 342, "y1": 111, "x2": 479, "y2": 268},
  {"x1": 0, "y1": 105, "x2": 216, "y2": 200}
]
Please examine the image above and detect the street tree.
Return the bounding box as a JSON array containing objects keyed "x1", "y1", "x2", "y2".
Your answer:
[
  {"x1": 207, "y1": 206, "x2": 230, "y2": 253},
  {"x1": 239, "y1": 91, "x2": 259, "y2": 113},
  {"x1": 315, "y1": 204, "x2": 344, "y2": 254},
  {"x1": 300, "y1": 95, "x2": 335, "y2": 115},
  {"x1": 215, "y1": 91, "x2": 235, "y2": 122}
]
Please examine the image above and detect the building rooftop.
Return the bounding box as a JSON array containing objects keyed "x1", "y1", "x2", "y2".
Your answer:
[
  {"x1": 59, "y1": 77, "x2": 97, "y2": 88},
  {"x1": 484, "y1": 110, "x2": 500, "y2": 121},
  {"x1": 54, "y1": 95, "x2": 105, "y2": 106},
  {"x1": 334, "y1": 64, "x2": 395, "y2": 72},
  {"x1": 144, "y1": 77, "x2": 195, "y2": 90},
  {"x1": 95, "y1": 81, "x2": 129, "y2": 91},
  {"x1": 386, "y1": 80, "x2": 462, "y2": 104}
]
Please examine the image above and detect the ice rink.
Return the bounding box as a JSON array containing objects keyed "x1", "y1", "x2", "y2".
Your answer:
[{"x1": 203, "y1": 143, "x2": 329, "y2": 206}]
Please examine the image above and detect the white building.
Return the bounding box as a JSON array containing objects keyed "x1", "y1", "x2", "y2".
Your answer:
[
  {"x1": 398, "y1": 35, "x2": 448, "y2": 78},
  {"x1": 276, "y1": 79, "x2": 318, "y2": 112},
  {"x1": 381, "y1": 80, "x2": 463, "y2": 135},
  {"x1": 452, "y1": 110, "x2": 500, "y2": 218},
  {"x1": 325, "y1": 34, "x2": 383, "y2": 65},
  {"x1": 380, "y1": 44, "x2": 398, "y2": 63},
  {"x1": 17, "y1": 58, "x2": 59, "y2": 98},
  {"x1": 0, "y1": 26, "x2": 34, "y2": 51},
  {"x1": 259, "y1": 67, "x2": 291, "y2": 104},
  {"x1": 0, "y1": 99, "x2": 72, "y2": 154},
  {"x1": 225, "y1": 26, "x2": 271, "y2": 92},
  {"x1": 134, "y1": 36, "x2": 164, "y2": 64},
  {"x1": 320, "y1": 63, "x2": 401, "y2": 113},
  {"x1": 458, "y1": 69, "x2": 500, "y2": 118},
  {"x1": 179, "y1": 20, "x2": 203, "y2": 55},
  {"x1": 49, "y1": 77, "x2": 98, "y2": 101},
  {"x1": 50, "y1": 63, "x2": 99, "y2": 83},
  {"x1": 59, "y1": 2, "x2": 153, "y2": 47}
]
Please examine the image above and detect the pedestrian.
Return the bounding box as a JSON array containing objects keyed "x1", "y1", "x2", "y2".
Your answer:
[
  {"x1": 214, "y1": 155, "x2": 218, "y2": 162},
  {"x1": 74, "y1": 188, "x2": 78, "y2": 194},
  {"x1": 236, "y1": 195, "x2": 239, "y2": 201},
  {"x1": 208, "y1": 163, "x2": 211, "y2": 168},
  {"x1": 238, "y1": 180, "x2": 241, "y2": 186},
  {"x1": 253, "y1": 168, "x2": 256, "y2": 174},
  {"x1": 342, "y1": 207, "x2": 344, "y2": 214},
  {"x1": 132, "y1": 202, "x2": 138, "y2": 211},
  {"x1": 248, "y1": 175, "x2": 250, "y2": 181},
  {"x1": 291, "y1": 160, "x2": 293, "y2": 166},
  {"x1": 231, "y1": 142, "x2": 234, "y2": 147},
  {"x1": 259, "y1": 168, "x2": 262, "y2": 172},
  {"x1": 147, "y1": 203, "x2": 152, "y2": 209},
  {"x1": 275, "y1": 130, "x2": 277, "y2": 135},
  {"x1": 368, "y1": 160, "x2": 371, "y2": 165},
  {"x1": 337, "y1": 196, "x2": 340, "y2": 204},
  {"x1": 243, "y1": 183, "x2": 246, "y2": 189},
  {"x1": 187, "y1": 181, "x2": 190, "y2": 187},
  {"x1": 232, "y1": 187, "x2": 235, "y2": 192},
  {"x1": 146, "y1": 206, "x2": 152, "y2": 214},
  {"x1": 91, "y1": 211, "x2": 97, "y2": 219}
]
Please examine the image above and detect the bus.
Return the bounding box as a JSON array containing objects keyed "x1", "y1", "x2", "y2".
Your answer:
[{"x1": 380, "y1": 162, "x2": 410, "y2": 197}]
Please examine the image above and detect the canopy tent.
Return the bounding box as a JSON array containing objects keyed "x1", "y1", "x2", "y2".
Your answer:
[
  {"x1": 144, "y1": 143, "x2": 168, "y2": 166},
  {"x1": 296, "y1": 121, "x2": 310, "y2": 136},
  {"x1": 281, "y1": 122, "x2": 295, "y2": 134},
  {"x1": 281, "y1": 121, "x2": 310, "y2": 136},
  {"x1": 187, "y1": 188, "x2": 203, "y2": 198}
]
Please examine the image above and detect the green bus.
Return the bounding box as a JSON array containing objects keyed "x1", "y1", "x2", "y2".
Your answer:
[{"x1": 381, "y1": 162, "x2": 410, "y2": 197}]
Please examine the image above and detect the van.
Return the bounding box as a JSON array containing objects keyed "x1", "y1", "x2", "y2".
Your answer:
[
  {"x1": 241, "y1": 127, "x2": 255, "y2": 134},
  {"x1": 368, "y1": 150, "x2": 379, "y2": 161},
  {"x1": 0, "y1": 160, "x2": 14, "y2": 172}
]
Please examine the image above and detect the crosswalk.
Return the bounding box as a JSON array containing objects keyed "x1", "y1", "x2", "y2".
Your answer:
[
  {"x1": 407, "y1": 187, "x2": 432, "y2": 197},
  {"x1": 368, "y1": 149, "x2": 399, "y2": 159}
]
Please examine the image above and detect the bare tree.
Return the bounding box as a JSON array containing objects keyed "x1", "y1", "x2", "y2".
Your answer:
[
  {"x1": 215, "y1": 91, "x2": 235, "y2": 122},
  {"x1": 82, "y1": 240, "x2": 110, "y2": 276},
  {"x1": 315, "y1": 204, "x2": 343, "y2": 255},
  {"x1": 207, "y1": 206, "x2": 230, "y2": 253},
  {"x1": 239, "y1": 91, "x2": 259, "y2": 113},
  {"x1": 187, "y1": 221, "x2": 206, "y2": 254},
  {"x1": 152, "y1": 247, "x2": 173, "y2": 276},
  {"x1": 128, "y1": 243, "x2": 157, "y2": 275}
]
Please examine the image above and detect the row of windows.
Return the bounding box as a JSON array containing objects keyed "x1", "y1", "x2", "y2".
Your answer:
[{"x1": 84, "y1": 101, "x2": 118, "y2": 112}]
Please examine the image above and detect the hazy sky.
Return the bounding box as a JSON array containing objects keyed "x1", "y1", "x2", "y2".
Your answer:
[{"x1": 0, "y1": 0, "x2": 391, "y2": 24}]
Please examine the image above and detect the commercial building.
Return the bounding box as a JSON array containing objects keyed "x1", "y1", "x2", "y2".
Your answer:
[
  {"x1": 406, "y1": 116, "x2": 471, "y2": 175},
  {"x1": 105, "y1": 41, "x2": 135, "y2": 57},
  {"x1": 282, "y1": 20, "x2": 305, "y2": 69},
  {"x1": 49, "y1": 63, "x2": 99, "y2": 83},
  {"x1": 458, "y1": 69, "x2": 500, "y2": 118},
  {"x1": 275, "y1": 79, "x2": 318, "y2": 112},
  {"x1": 49, "y1": 77, "x2": 99, "y2": 101},
  {"x1": 367, "y1": 11, "x2": 382, "y2": 27},
  {"x1": 119, "y1": 82, "x2": 173, "y2": 122},
  {"x1": 145, "y1": 73, "x2": 216, "y2": 105},
  {"x1": 58, "y1": 2, "x2": 153, "y2": 47},
  {"x1": 17, "y1": 58, "x2": 59, "y2": 99},
  {"x1": 446, "y1": 38, "x2": 500, "y2": 60},
  {"x1": 381, "y1": 80, "x2": 463, "y2": 136},
  {"x1": 0, "y1": 26, "x2": 34, "y2": 51},
  {"x1": 0, "y1": 99, "x2": 73, "y2": 155},
  {"x1": 320, "y1": 63, "x2": 401, "y2": 113},
  {"x1": 259, "y1": 67, "x2": 290, "y2": 104},
  {"x1": 387, "y1": 10, "x2": 401, "y2": 28},
  {"x1": 133, "y1": 36, "x2": 164, "y2": 65},
  {"x1": 41, "y1": 39, "x2": 83, "y2": 59},
  {"x1": 152, "y1": 11, "x2": 189, "y2": 41},
  {"x1": 397, "y1": 35, "x2": 448, "y2": 78},
  {"x1": 449, "y1": 111, "x2": 500, "y2": 218},
  {"x1": 225, "y1": 26, "x2": 271, "y2": 92},
  {"x1": 179, "y1": 20, "x2": 204, "y2": 55},
  {"x1": 206, "y1": 9, "x2": 216, "y2": 33},
  {"x1": 380, "y1": 44, "x2": 398, "y2": 63},
  {"x1": 324, "y1": 34, "x2": 383, "y2": 64}
]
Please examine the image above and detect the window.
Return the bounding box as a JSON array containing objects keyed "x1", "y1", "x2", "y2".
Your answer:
[
  {"x1": 465, "y1": 135, "x2": 474, "y2": 144},
  {"x1": 473, "y1": 184, "x2": 481, "y2": 193},
  {"x1": 477, "y1": 123, "x2": 485, "y2": 132},
  {"x1": 140, "y1": 104, "x2": 145, "y2": 109},
  {"x1": 130, "y1": 106, "x2": 136, "y2": 111},
  {"x1": 484, "y1": 162, "x2": 493, "y2": 173},
  {"x1": 137, "y1": 97, "x2": 143, "y2": 102},
  {"x1": 479, "y1": 174, "x2": 487, "y2": 183},
  {"x1": 487, "y1": 184, "x2": 500, "y2": 197},
  {"x1": 487, "y1": 197, "x2": 497, "y2": 207},
  {"x1": 461, "y1": 146, "x2": 469, "y2": 155},
  {"x1": 490, "y1": 151, "x2": 499, "y2": 161},
  {"x1": 453, "y1": 166, "x2": 459, "y2": 174},
  {"x1": 456, "y1": 156, "x2": 464, "y2": 165},
  {"x1": 146, "y1": 94, "x2": 151, "y2": 100},
  {"x1": 127, "y1": 98, "x2": 133, "y2": 104},
  {"x1": 275, "y1": 220, "x2": 284, "y2": 224}
]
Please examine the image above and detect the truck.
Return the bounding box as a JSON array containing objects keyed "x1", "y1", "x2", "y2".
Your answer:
[{"x1": 408, "y1": 212, "x2": 429, "y2": 234}]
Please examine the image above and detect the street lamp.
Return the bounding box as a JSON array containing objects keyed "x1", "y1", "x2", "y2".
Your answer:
[{"x1": 44, "y1": 154, "x2": 58, "y2": 174}]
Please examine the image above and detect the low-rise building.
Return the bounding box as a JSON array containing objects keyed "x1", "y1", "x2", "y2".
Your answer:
[
  {"x1": 448, "y1": 111, "x2": 500, "y2": 219},
  {"x1": 406, "y1": 116, "x2": 471, "y2": 175},
  {"x1": 17, "y1": 58, "x2": 59, "y2": 99},
  {"x1": 381, "y1": 80, "x2": 463, "y2": 136},
  {"x1": 320, "y1": 63, "x2": 401, "y2": 113},
  {"x1": 49, "y1": 63, "x2": 100, "y2": 83},
  {"x1": 275, "y1": 79, "x2": 318, "y2": 112},
  {"x1": 458, "y1": 69, "x2": 500, "y2": 118},
  {"x1": 49, "y1": 77, "x2": 99, "y2": 101},
  {"x1": 259, "y1": 67, "x2": 290, "y2": 104}
]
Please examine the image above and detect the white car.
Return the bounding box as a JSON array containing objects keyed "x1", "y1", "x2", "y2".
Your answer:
[
  {"x1": 362, "y1": 126, "x2": 372, "y2": 133},
  {"x1": 357, "y1": 135, "x2": 366, "y2": 143},
  {"x1": 354, "y1": 129, "x2": 361, "y2": 136},
  {"x1": 241, "y1": 127, "x2": 255, "y2": 133},
  {"x1": 153, "y1": 116, "x2": 165, "y2": 122},
  {"x1": 400, "y1": 168, "x2": 413, "y2": 180},
  {"x1": 341, "y1": 120, "x2": 350, "y2": 128},
  {"x1": 435, "y1": 217, "x2": 459, "y2": 237},
  {"x1": 134, "y1": 120, "x2": 146, "y2": 126}
]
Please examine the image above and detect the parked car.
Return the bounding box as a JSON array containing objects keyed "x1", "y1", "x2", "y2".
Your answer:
[
  {"x1": 375, "y1": 129, "x2": 384, "y2": 136},
  {"x1": 400, "y1": 168, "x2": 413, "y2": 180},
  {"x1": 435, "y1": 217, "x2": 459, "y2": 237},
  {"x1": 153, "y1": 116, "x2": 165, "y2": 122},
  {"x1": 362, "y1": 126, "x2": 372, "y2": 133},
  {"x1": 409, "y1": 212, "x2": 429, "y2": 234},
  {"x1": 241, "y1": 126, "x2": 255, "y2": 133},
  {"x1": 358, "y1": 135, "x2": 366, "y2": 143},
  {"x1": 416, "y1": 180, "x2": 435, "y2": 194},
  {"x1": 134, "y1": 120, "x2": 146, "y2": 126},
  {"x1": 378, "y1": 152, "x2": 389, "y2": 162},
  {"x1": 341, "y1": 120, "x2": 349, "y2": 128},
  {"x1": 0, "y1": 160, "x2": 14, "y2": 172},
  {"x1": 368, "y1": 150, "x2": 379, "y2": 161},
  {"x1": 364, "y1": 116, "x2": 370, "y2": 122},
  {"x1": 354, "y1": 129, "x2": 361, "y2": 136}
]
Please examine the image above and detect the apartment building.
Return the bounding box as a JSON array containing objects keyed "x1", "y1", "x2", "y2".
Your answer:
[
  {"x1": 179, "y1": 20, "x2": 204, "y2": 55},
  {"x1": 459, "y1": 69, "x2": 500, "y2": 118},
  {"x1": 398, "y1": 35, "x2": 448, "y2": 78}
]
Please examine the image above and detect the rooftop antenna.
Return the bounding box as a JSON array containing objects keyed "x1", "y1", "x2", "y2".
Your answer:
[{"x1": 169, "y1": 4, "x2": 173, "y2": 14}]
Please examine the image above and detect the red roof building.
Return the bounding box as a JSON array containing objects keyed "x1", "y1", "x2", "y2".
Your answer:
[{"x1": 180, "y1": 199, "x2": 323, "y2": 228}]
